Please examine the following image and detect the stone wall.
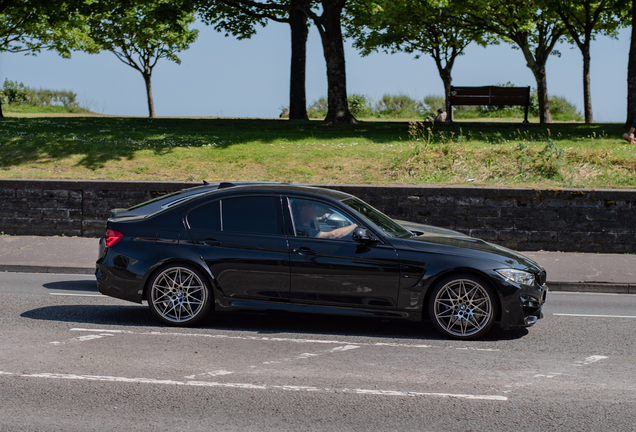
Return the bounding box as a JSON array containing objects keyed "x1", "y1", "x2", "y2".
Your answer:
[
  {"x1": 0, "y1": 179, "x2": 192, "y2": 238},
  {"x1": 1, "y1": 179, "x2": 635, "y2": 253}
]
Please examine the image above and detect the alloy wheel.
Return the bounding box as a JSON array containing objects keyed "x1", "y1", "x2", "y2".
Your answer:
[
  {"x1": 432, "y1": 278, "x2": 493, "y2": 338},
  {"x1": 150, "y1": 266, "x2": 208, "y2": 324}
]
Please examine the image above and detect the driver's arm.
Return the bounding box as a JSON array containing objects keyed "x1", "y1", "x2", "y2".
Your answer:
[{"x1": 317, "y1": 224, "x2": 358, "y2": 240}]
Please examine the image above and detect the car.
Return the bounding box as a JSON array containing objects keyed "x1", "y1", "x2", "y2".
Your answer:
[{"x1": 96, "y1": 182, "x2": 548, "y2": 340}]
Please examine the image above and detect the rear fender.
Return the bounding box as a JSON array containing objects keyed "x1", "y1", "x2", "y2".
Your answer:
[{"x1": 141, "y1": 257, "x2": 221, "y2": 302}]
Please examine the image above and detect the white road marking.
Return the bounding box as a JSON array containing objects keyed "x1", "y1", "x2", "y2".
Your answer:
[
  {"x1": 264, "y1": 344, "x2": 359, "y2": 365},
  {"x1": 297, "y1": 353, "x2": 319, "y2": 359},
  {"x1": 0, "y1": 371, "x2": 507, "y2": 401},
  {"x1": 533, "y1": 373, "x2": 562, "y2": 379},
  {"x1": 69, "y1": 328, "x2": 498, "y2": 352},
  {"x1": 184, "y1": 370, "x2": 234, "y2": 379},
  {"x1": 49, "y1": 293, "x2": 103, "y2": 297},
  {"x1": 50, "y1": 333, "x2": 115, "y2": 345},
  {"x1": 575, "y1": 355, "x2": 608, "y2": 366},
  {"x1": 554, "y1": 313, "x2": 636, "y2": 319},
  {"x1": 330, "y1": 345, "x2": 360, "y2": 352}
]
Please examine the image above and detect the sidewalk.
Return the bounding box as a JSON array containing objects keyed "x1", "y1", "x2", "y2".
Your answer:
[{"x1": 1, "y1": 235, "x2": 635, "y2": 294}]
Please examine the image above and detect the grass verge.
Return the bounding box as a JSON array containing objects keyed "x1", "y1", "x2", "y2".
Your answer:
[{"x1": 0, "y1": 116, "x2": 634, "y2": 188}]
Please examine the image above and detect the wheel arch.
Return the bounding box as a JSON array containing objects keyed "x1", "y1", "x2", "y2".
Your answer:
[
  {"x1": 420, "y1": 267, "x2": 502, "y2": 323},
  {"x1": 141, "y1": 258, "x2": 218, "y2": 302}
]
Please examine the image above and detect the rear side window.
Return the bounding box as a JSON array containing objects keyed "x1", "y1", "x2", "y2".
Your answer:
[
  {"x1": 222, "y1": 196, "x2": 279, "y2": 235},
  {"x1": 187, "y1": 201, "x2": 221, "y2": 231}
]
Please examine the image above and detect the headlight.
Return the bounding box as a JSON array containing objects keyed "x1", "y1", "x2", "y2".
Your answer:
[{"x1": 496, "y1": 269, "x2": 535, "y2": 286}]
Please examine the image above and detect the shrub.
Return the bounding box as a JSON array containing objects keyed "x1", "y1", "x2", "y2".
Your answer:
[
  {"x1": 26, "y1": 88, "x2": 79, "y2": 107},
  {"x1": 347, "y1": 93, "x2": 373, "y2": 118},
  {"x1": 422, "y1": 95, "x2": 446, "y2": 113},
  {"x1": 1, "y1": 79, "x2": 29, "y2": 105},
  {"x1": 547, "y1": 95, "x2": 583, "y2": 121},
  {"x1": 375, "y1": 93, "x2": 424, "y2": 117},
  {"x1": 529, "y1": 89, "x2": 583, "y2": 121},
  {"x1": 0, "y1": 79, "x2": 79, "y2": 108},
  {"x1": 307, "y1": 97, "x2": 328, "y2": 119}
]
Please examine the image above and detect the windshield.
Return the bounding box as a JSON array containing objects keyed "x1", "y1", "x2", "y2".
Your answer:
[{"x1": 342, "y1": 197, "x2": 412, "y2": 238}]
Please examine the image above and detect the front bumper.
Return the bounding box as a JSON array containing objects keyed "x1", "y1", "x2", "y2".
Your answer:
[{"x1": 500, "y1": 281, "x2": 549, "y2": 330}]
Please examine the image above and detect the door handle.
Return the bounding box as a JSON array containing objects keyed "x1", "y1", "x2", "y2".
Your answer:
[
  {"x1": 292, "y1": 247, "x2": 316, "y2": 255},
  {"x1": 199, "y1": 238, "x2": 220, "y2": 246}
]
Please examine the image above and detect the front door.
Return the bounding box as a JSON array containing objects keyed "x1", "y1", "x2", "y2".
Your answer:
[
  {"x1": 187, "y1": 195, "x2": 290, "y2": 302},
  {"x1": 286, "y1": 197, "x2": 400, "y2": 309}
]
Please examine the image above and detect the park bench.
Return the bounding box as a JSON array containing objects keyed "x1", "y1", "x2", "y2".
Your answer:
[{"x1": 446, "y1": 85, "x2": 531, "y2": 123}]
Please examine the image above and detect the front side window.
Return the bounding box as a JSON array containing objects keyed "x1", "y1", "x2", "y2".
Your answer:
[
  {"x1": 289, "y1": 198, "x2": 359, "y2": 241},
  {"x1": 222, "y1": 196, "x2": 279, "y2": 235},
  {"x1": 342, "y1": 197, "x2": 411, "y2": 238}
]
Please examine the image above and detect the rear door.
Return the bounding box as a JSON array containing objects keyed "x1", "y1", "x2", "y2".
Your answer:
[
  {"x1": 285, "y1": 196, "x2": 401, "y2": 309},
  {"x1": 186, "y1": 195, "x2": 290, "y2": 302}
]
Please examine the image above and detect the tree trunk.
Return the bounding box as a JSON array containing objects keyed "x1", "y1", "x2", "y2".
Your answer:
[
  {"x1": 437, "y1": 66, "x2": 452, "y2": 116},
  {"x1": 0, "y1": 98, "x2": 4, "y2": 118},
  {"x1": 143, "y1": 72, "x2": 155, "y2": 118},
  {"x1": 519, "y1": 43, "x2": 552, "y2": 124},
  {"x1": 533, "y1": 66, "x2": 552, "y2": 124},
  {"x1": 288, "y1": 2, "x2": 309, "y2": 121},
  {"x1": 316, "y1": 1, "x2": 355, "y2": 125},
  {"x1": 582, "y1": 43, "x2": 593, "y2": 123},
  {"x1": 627, "y1": 0, "x2": 636, "y2": 126}
]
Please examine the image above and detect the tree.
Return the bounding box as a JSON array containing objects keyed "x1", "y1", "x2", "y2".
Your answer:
[
  {"x1": 197, "y1": 0, "x2": 311, "y2": 120},
  {"x1": 306, "y1": 0, "x2": 355, "y2": 124},
  {"x1": 346, "y1": 0, "x2": 489, "y2": 112},
  {"x1": 465, "y1": 0, "x2": 567, "y2": 123},
  {"x1": 0, "y1": 0, "x2": 90, "y2": 117},
  {"x1": 627, "y1": 0, "x2": 636, "y2": 125},
  {"x1": 86, "y1": 1, "x2": 199, "y2": 118},
  {"x1": 200, "y1": 0, "x2": 356, "y2": 124},
  {"x1": 548, "y1": 0, "x2": 628, "y2": 123}
]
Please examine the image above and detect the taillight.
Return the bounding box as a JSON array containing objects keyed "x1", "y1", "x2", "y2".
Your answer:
[{"x1": 105, "y1": 229, "x2": 124, "y2": 248}]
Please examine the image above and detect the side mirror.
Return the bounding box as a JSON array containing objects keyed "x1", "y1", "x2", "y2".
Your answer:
[{"x1": 352, "y1": 227, "x2": 377, "y2": 243}]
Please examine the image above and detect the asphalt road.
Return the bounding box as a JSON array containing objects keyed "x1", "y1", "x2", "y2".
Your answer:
[{"x1": 1, "y1": 272, "x2": 635, "y2": 431}]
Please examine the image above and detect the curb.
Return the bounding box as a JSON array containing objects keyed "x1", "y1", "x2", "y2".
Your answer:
[
  {"x1": 548, "y1": 281, "x2": 636, "y2": 294},
  {"x1": 0, "y1": 265, "x2": 93, "y2": 275},
  {"x1": 0, "y1": 265, "x2": 634, "y2": 294}
]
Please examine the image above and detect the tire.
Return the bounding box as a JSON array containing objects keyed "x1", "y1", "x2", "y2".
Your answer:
[
  {"x1": 147, "y1": 264, "x2": 212, "y2": 327},
  {"x1": 427, "y1": 273, "x2": 497, "y2": 340}
]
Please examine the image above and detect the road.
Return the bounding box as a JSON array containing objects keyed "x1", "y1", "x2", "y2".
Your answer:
[{"x1": 1, "y1": 272, "x2": 635, "y2": 431}]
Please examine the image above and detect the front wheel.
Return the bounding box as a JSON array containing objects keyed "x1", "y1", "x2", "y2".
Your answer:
[
  {"x1": 147, "y1": 264, "x2": 212, "y2": 326},
  {"x1": 428, "y1": 274, "x2": 497, "y2": 340}
]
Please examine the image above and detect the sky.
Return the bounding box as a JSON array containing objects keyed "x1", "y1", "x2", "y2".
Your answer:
[{"x1": 0, "y1": 21, "x2": 631, "y2": 122}]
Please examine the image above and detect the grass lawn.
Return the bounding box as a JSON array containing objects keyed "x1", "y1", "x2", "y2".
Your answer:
[{"x1": 0, "y1": 116, "x2": 634, "y2": 188}]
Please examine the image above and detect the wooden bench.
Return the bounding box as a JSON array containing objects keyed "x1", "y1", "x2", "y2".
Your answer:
[{"x1": 446, "y1": 86, "x2": 531, "y2": 123}]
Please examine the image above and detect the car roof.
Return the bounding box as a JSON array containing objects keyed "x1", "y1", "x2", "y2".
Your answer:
[
  {"x1": 216, "y1": 182, "x2": 353, "y2": 200},
  {"x1": 110, "y1": 182, "x2": 354, "y2": 219}
]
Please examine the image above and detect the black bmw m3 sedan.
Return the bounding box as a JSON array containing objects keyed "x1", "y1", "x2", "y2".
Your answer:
[{"x1": 96, "y1": 182, "x2": 548, "y2": 340}]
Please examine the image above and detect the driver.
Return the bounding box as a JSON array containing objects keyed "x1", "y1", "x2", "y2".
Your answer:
[{"x1": 295, "y1": 201, "x2": 358, "y2": 239}]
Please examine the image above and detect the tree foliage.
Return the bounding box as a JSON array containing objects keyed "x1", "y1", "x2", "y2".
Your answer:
[
  {"x1": 198, "y1": 0, "x2": 355, "y2": 124},
  {"x1": 346, "y1": 0, "x2": 490, "y2": 110},
  {"x1": 197, "y1": 0, "x2": 312, "y2": 120},
  {"x1": 546, "y1": 0, "x2": 629, "y2": 123},
  {"x1": 0, "y1": 0, "x2": 91, "y2": 55},
  {"x1": 464, "y1": 0, "x2": 567, "y2": 123},
  {"x1": 86, "y1": 0, "x2": 199, "y2": 117},
  {"x1": 0, "y1": 0, "x2": 93, "y2": 117}
]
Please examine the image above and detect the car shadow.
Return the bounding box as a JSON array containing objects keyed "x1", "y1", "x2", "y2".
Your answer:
[
  {"x1": 20, "y1": 304, "x2": 528, "y2": 342},
  {"x1": 42, "y1": 280, "x2": 99, "y2": 292}
]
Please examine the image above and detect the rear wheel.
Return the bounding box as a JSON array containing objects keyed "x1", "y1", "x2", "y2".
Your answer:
[
  {"x1": 147, "y1": 264, "x2": 212, "y2": 326},
  {"x1": 427, "y1": 274, "x2": 496, "y2": 340}
]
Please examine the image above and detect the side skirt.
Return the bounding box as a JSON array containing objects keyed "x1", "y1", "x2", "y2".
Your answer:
[{"x1": 214, "y1": 297, "x2": 420, "y2": 321}]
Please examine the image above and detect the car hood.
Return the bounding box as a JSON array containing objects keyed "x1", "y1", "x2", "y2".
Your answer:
[{"x1": 395, "y1": 220, "x2": 543, "y2": 272}]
